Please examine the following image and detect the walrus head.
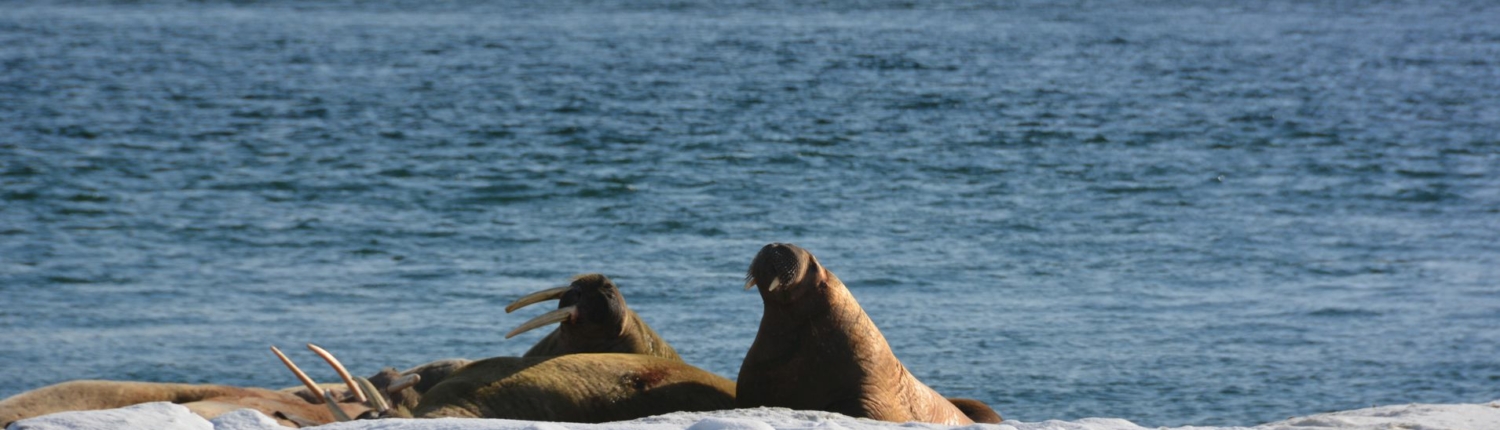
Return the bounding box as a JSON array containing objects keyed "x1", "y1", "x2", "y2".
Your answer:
[
  {"x1": 505, "y1": 273, "x2": 631, "y2": 339},
  {"x1": 271, "y1": 344, "x2": 426, "y2": 421},
  {"x1": 744, "y1": 243, "x2": 840, "y2": 305},
  {"x1": 505, "y1": 274, "x2": 682, "y2": 360}
]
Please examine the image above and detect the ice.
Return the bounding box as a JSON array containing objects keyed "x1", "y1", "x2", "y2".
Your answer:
[
  {"x1": 9, "y1": 401, "x2": 1500, "y2": 430},
  {"x1": 5, "y1": 402, "x2": 212, "y2": 430}
]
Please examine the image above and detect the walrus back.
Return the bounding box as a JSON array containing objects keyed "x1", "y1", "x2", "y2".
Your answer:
[
  {"x1": 414, "y1": 353, "x2": 735, "y2": 422},
  {"x1": 0, "y1": 380, "x2": 272, "y2": 426}
]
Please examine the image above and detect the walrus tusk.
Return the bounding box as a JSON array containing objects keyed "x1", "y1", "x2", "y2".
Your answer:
[
  {"x1": 767, "y1": 277, "x2": 782, "y2": 292},
  {"x1": 322, "y1": 390, "x2": 353, "y2": 422},
  {"x1": 505, "y1": 306, "x2": 577, "y2": 339},
  {"x1": 504, "y1": 286, "x2": 570, "y2": 313},
  {"x1": 354, "y1": 376, "x2": 389, "y2": 414},
  {"x1": 306, "y1": 344, "x2": 368, "y2": 404},
  {"x1": 388, "y1": 373, "x2": 420, "y2": 393},
  {"x1": 270, "y1": 345, "x2": 325, "y2": 404},
  {"x1": 744, "y1": 277, "x2": 757, "y2": 290}
]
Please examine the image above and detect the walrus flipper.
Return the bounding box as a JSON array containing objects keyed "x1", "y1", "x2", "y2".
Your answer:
[{"x1": 947, "y1": 397, "x2": 1002, "y2": 423}]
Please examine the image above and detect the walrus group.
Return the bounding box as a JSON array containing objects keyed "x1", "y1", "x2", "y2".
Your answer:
[{"x1": 0, "y1": 243, "x2": 1002, "y2": 427}]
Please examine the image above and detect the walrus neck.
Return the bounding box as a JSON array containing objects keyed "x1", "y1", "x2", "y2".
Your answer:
[
  {"x1": 554, "y1": 317, "x2": 629, "y2": 349},
  {"x1": 817, "y1": 279, "x2": 901, "y2": 366},
  {"x1": 749, "y1": 277, "x2": 898, "y2": 370},
  {"x1": 741, "y1": 275, "x2": 924, "y2": 418},
  {"x1": 527, "y1": 312, "x2": 681, "y2": 361},
  {"x1": 620, "y1": 311, "x2": 682, "y2": 361}
]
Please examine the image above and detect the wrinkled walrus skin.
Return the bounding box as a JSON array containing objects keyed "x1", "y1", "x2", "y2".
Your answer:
[
  {"x1": 510, "y1": 274, "x2": 682, "y2": 361},
  {"x1": 0, "y1": 380, "x2": 365, "y2": 427},
  {"x1": 412, "y1": 353, "x2": 736, "y2": 422},
  {"x1": 737, "y1": 243, "x2": 1001, "y2": 425}
]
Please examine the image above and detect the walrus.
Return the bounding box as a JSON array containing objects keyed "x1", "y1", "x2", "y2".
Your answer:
[
  {"x1": 0, "y1": 380, "x2": 368, "y2": 428},
  {"x1": 737, "y1": 243, "x2": 1001, "y2": 424},
  {"x1": 0, "y1": 345, "x2": 434, "y2": 428},
  {"x1": 282, "y1": 346, "x2": 737, "y2": 422},
  {"x1": 412, "y1": 352, "x2": 736, "y2": 421},
  {"x1": 504, "y1": 273, "x2": 681, "y2": 361},
  {"x1": 349, "y1": 357, "x2": 472, "y2": 417},
  {"x1": 270, "y1": 344, "x2": 449, "y2": 422}
]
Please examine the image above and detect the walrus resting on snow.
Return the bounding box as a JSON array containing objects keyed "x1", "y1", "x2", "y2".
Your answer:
[
  {"x1": 271, "y1": 346, "x2": 735, "y2": 423},
  {"x1": 0, "y1": 344, "x2": 440, "y2": 428},
  {"x1": 411, "y1": 352, "x2": 736, "y2": 421},
  {"x1": 504, "y1": 273, "x2": 681, "y2": 361},
  {"x1": 737, "y1": 243, "x2": 1001, "y2": 424},
  {"x1": 0, "y1": 380, "x2": 339, "y2": 427}
]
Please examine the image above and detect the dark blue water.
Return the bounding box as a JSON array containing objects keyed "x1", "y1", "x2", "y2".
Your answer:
[{"x1": 2, "y1": 1, "x2": 1498, "y2": 426}]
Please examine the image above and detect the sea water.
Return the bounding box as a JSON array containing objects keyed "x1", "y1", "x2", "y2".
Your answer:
[{"x1": 1, "y1": 1, "x2": 1497, "y2": 426}]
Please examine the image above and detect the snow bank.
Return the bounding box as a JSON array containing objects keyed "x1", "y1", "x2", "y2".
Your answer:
[
  {"x1": 9, "y1": 401, "x2": 1499, "y2": 430},
  {"x1": 5, "y1": 402, "x2": 212, "y2": 430}
]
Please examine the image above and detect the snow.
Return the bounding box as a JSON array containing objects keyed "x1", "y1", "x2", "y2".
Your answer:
[
  {"x1": 5, "y1": 402, "x2": 212, "y2": 430},
  {"x1": 9, "y1": 401, "x2": 1500, "y2": 430}
]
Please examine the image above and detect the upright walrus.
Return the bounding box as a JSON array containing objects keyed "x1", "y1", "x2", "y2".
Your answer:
[
  {"x1": 504, "y1": 273, "x2": 681, "y2": 361},
  {"x1": 737, "y1": 243, "x2": 1001, "y2": 424}
]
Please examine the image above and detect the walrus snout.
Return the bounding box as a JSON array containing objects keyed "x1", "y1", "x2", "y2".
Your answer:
[{"x1": 744, "y1": 243, "x2": 817, "y2": 292}]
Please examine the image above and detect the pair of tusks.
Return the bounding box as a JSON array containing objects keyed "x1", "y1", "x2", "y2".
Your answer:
[
  {"x1": 503, "y1": 286, "x2": 579, "y2": 339},
  {"x1": 744, "y1": 277, "x2": 783, "y2": 292},
  {"x1": 270, "y1": 344, "x2": 418, "y2": 421}
]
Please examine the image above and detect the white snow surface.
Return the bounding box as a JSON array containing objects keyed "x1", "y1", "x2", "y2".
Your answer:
[{"x1": 8, "y1": 401, "x2": 1499, "y2": 430}]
